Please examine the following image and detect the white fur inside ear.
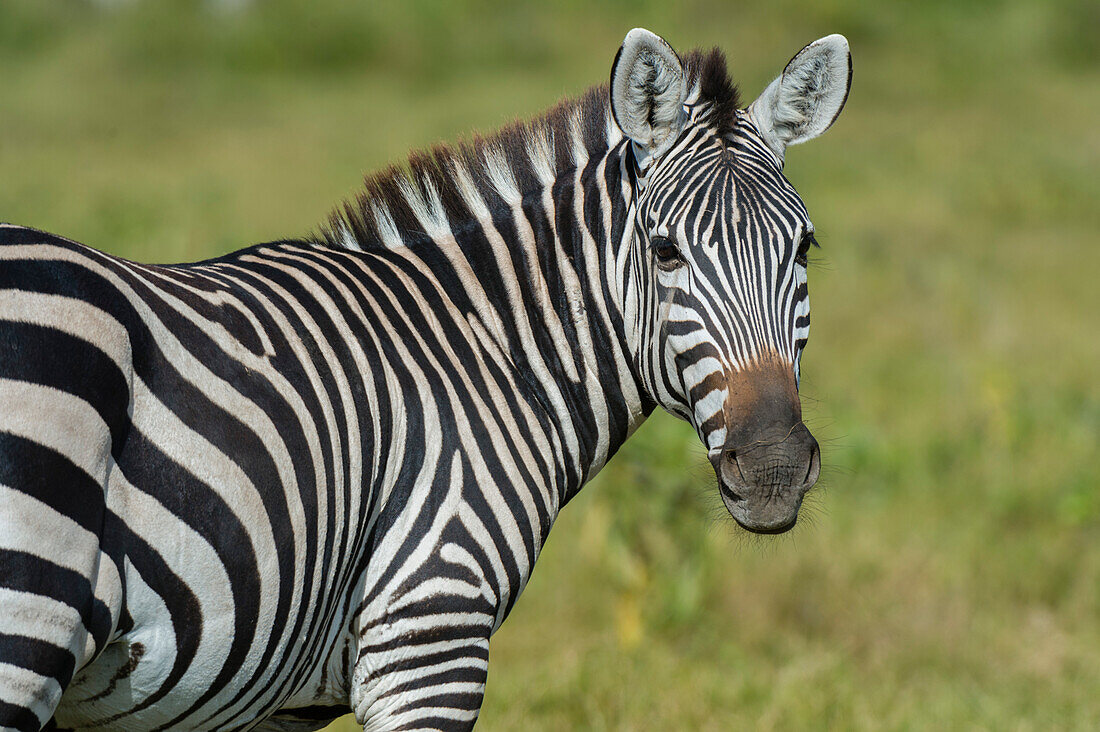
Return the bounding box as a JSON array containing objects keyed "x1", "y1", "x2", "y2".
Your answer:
[
  {"x1": 749, "y1": 34, "x2": 852, "y2": 161},
  {"x1": 610, "y1": 28, "x2": 686, "y2": 159}
]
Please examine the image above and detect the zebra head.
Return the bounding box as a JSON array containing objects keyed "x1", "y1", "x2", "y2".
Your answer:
[{"x1": 610, "y1": 29, "x2": 851, "y2": 533}]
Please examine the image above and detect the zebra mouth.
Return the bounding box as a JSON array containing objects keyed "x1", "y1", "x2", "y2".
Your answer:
[
  {"x1": 718, "y1": 483, "x2": 801, "y2": 535},
  {"x1": 718, "y1": 483, "x2": 745, "y2": 504},
  {"x1": 733, "y1": 513, "x2": 798, "y2": 535}
]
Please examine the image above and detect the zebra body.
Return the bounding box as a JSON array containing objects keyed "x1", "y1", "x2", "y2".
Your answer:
[
  {"x1": 0, "y1": 230, "x2": 607, "y2": 730},
  {"x1": 0, "y1": 30, "x2": 851, "y2": 731}
]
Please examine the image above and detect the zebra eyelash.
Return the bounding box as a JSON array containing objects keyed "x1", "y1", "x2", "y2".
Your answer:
[{"x1": 795, "y1": 231, "x2": 819, "y2": 267}]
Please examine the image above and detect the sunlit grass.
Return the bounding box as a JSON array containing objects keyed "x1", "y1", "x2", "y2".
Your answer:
[{"x1": 1, "y1": 0, "x2": 1097, "y2": 728}]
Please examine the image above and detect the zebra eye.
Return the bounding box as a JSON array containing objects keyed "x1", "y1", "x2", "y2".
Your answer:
[
  {"x1": 651, "y1": 235, "x2": 683, "y2": 270},
  {"x1": 795, "y1": 231, "x2": 818, "y2": 267}
]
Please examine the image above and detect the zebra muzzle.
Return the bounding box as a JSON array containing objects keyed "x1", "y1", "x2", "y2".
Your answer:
[{"x1": 708, "y1": 421, "x2": 820, "y2": 534}]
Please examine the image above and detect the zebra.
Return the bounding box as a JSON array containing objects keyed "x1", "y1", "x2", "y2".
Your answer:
[{"x1": 0, "y1": 28, "x2": 851, "y2": 731}]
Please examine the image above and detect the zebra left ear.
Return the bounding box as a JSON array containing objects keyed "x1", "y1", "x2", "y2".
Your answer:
[
  {"x1": 749, "y1": 34, "x2": 852, "y2": 162},
  {"x1": 610, "y1": 28, "x2": 687, "y2": 165}
]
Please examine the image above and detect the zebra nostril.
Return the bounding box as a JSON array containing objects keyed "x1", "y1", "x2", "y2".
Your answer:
[
  {"x1": 803, "y1": 442, "x2": 821, "y2": 487},
  {"x1": 721, "y1": 448, "x2": 748, "y2": 487}
]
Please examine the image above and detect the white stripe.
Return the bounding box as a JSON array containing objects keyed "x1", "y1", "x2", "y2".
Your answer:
[{"x1": 0, "y1": 662, "x2": 59, "y2": 725}]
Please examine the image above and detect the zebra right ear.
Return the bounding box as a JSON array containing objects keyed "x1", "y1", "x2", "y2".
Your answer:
[
  {"x1": 748, "y1": 34, "x2": 852, "y2": 163},
  {"x1": 610, "y1": 28, "x2": 687, "y2": 165}
]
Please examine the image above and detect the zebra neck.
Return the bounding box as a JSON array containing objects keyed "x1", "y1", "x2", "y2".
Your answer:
[{"x1": 426, "y1": 140, "x2": 651, "y2": 502}]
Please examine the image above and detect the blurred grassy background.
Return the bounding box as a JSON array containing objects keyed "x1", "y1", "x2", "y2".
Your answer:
[{"x1": 2, "y1": 0, "x2": 1098, "y2": 728}]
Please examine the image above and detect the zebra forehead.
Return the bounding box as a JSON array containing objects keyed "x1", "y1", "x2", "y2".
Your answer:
[
  {"x1": 648, "y1": 143, "x2": 804, "y2": 227},
  {"x1": 650, "y1": 154, "x2": 737, "y2": 200}
]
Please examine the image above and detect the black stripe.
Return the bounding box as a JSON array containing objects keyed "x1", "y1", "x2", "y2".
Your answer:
[
  {"x1": 0, "y1": 549, "x2": 113, "y2": 656},
  {"x1": 0, "y1": 699, "x2": 43, "y2": 732},
  {"x1": 0, "y1": 321, "x2": 131, "y2": 448},
  {"x1": 0, "y1": 433, "x2": 105, "y2": 535},
  {"x1": 0, "y1": 633, "x2": 75, "y2": 687}
]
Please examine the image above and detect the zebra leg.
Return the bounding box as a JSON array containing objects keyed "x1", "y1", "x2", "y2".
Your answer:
[
  {"x1": 351, "y1": 568, "x2": 497, "y2": 730},
  {"x1": 0, "y1": 384, "x2": 121, "y2": 730},
  {"x1": 353, "y1": 627, "x2": 491, "y2": 732}
]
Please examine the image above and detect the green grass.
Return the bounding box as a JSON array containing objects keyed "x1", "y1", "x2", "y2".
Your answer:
[{"x1": 2, "y1": 1, "x2": 1098, "y2": 728}]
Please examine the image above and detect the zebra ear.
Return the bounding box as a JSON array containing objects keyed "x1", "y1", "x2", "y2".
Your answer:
[
  {"x1": 610, "y1": 28, "x2": 687, "y2": 164},
  {"x1": 749, "y1": 34, "x2": 852, "y2": 162}
]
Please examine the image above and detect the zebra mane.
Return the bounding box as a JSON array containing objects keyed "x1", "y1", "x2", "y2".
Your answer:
[{"x1": 319, "y1": 49, "x2": 738, "y2": 251}]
